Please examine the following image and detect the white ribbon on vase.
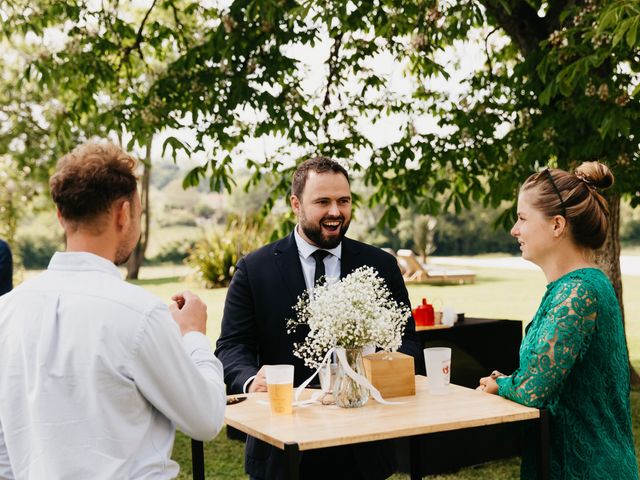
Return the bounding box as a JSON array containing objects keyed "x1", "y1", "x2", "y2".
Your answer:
[
  {"x1": 295, "y1": 346, "x2": 404, "y2": 406},
  {"x1": 293, "y1": 348, "x2": 334, "y2": 406}
]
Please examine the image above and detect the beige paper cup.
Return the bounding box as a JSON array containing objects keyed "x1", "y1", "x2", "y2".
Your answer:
[{"x1": 424, "y1": 347, "x2": 451, "y2": 394}]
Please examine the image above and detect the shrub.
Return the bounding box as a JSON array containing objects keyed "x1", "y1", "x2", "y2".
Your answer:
[
  {"x1": 432, "y1": 207, "x2": 519, "y2": 256},
  {"x1": 187, "y1": 219, "x2": 268, "y2": 288},
  {"x1": 158, "y1": 209, "x2": 198, "y2": 227},
  {"x1": 16, "y1": 229, "x2": 64, "y2": 269},
  {"x1": 620, "y1": 200, "x2": 640, "y2": 246},
  {"x1": 146, "y1": 240, "x2": 195, "y2": 265}
]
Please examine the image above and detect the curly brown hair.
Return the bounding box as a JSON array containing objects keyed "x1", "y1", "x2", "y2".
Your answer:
[{"x1": 50, "y1": 141, "x2": 138, "y2": 224}]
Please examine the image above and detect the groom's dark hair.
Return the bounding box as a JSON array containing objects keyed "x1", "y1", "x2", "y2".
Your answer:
[{"x1": 292, "y1": 156, "x2": 350, "y2": 198}]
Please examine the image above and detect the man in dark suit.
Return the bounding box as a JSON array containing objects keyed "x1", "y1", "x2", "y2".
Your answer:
[
  {"x1": 215, "y1": 156, "x2": 423, "y2": 480},
  {"x1": 0, "y1": 239, "x2": 12, "y2": 296}
]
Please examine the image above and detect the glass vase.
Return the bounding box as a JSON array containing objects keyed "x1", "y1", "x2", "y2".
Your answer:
[{"x1": 333, "y1": 347, "x2": 370, "y2": 408}]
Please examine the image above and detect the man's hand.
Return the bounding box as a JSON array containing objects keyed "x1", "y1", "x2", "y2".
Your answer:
[
  {"x1": 169, "y1": 291, "x2": 207, "y2": 336},
  {"x1": 248, "y1": 366, "x2": 268, "y2": 393}
]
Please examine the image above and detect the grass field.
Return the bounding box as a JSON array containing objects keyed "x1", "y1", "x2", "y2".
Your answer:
[
  {"x1": 136, "y1": 264, "x2": 640, "y2": 364},
  {"x1": 123, "y1": 262, "x2": 640, "y2": 479}
]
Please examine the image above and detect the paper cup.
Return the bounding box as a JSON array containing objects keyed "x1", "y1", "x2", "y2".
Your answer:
[
  {"x1": 265, "y1": 365, "x2": 294, "y2": 414},
  {"x1": 424, "y1": 347, "x2": 451, "y2": 394}
]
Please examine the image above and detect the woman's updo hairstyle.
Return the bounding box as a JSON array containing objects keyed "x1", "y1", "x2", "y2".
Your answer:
[{"x1": 521, "y1": 161, "x2": 614, "y2": 250}]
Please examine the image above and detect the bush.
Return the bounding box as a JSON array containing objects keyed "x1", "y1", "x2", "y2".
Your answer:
[
  {"x1": 158, "y1": 209, "x2": 198, "y2": 227},
  {"x1": 187, "y1": 219, "x2": 268, "y2": 288},
  {"x1": 16, "y1": 229, "x2": 64, "y2": 269},
  {"x1": 146, "y1": 240, "x2": 195, "y2": 265},
  {"x1": 620, "y1": 200, "x2": 640, "y2": 246},
  {"x1": 432, "y1": 206, "x2": 519, "y2": 256}
]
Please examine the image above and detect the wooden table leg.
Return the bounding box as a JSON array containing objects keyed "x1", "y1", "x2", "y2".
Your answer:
[
  {"x1": 191, "y1": 439, "x2": 205, "y2": 480},
  {"x1": 538, "y1": 409, "x2": 550, "y2": 480},
  {"x1": 284, "y1": 442, "x2": 301, "y2": 480},
  {"x1": 409, "y1": 436, "x2": 422, "y2": 480}
]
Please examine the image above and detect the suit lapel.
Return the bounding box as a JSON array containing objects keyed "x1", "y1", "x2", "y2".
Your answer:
[
  {"x1": 340, "y1": 237, "x2": 361, "y2": 278},
  {"x1": 273, "y1": 232, "x2": 307, "y2": 305},
  {"x1": 274, "y1": 234, "x2": 361, "y2": 299}
]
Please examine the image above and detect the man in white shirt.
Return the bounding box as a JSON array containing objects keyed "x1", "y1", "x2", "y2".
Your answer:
[{"x1": 0, "y1": 141, "x2": 226, "y2": 479}]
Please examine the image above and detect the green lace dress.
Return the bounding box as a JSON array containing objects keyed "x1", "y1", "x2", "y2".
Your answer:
[{"x1": 496, "y1": 268, "x2": 638, "y2": 480}]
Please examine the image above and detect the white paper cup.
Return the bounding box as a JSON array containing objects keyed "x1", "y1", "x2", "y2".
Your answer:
[
  {"x1": 424, "y1": 347, "x2": 451, "y2": 394},
  {"x1": 265, "y1": 365, "x2": 294, "y2": 414}
]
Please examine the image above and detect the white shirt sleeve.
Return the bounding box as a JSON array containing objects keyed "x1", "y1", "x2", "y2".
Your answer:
[
  {"x1": 243, "y1": 375, "x2": 257, "y2": 394},
  {"x1": 129, "y1": 304, "x2": 227, "y2": 441}
]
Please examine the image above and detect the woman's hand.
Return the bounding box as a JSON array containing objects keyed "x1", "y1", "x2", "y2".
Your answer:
[{"x1": 477, "y1": 370, "x2": 505, "y2": 394}]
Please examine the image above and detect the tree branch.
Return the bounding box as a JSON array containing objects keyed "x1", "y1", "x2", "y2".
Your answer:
[
  {"x1": 121, "y1": 0, "x2": 157, "y2": 61},
  {"x1": 484, "y1": 27, "x2": 499, "y2": 81},
  {"x1": 322, "y1": 32, "x2": 344, "y2": 134},
  {"x1": 481, "y1": 0, "x2": 549, "y2": 55},
  {"x1": 170, "y1": 1, "x2": 189, "y2": 50}
]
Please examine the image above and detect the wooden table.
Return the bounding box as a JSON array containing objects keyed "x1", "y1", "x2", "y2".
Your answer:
[{"x1": 207, "y1": 375, "x2": 549, "y2": 480}]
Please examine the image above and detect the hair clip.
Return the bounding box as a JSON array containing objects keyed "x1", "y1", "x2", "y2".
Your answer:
[
  {"x1": 542, "y1": 168, "x2": 567, "y2": 217},
  {"x1": 574, "y1": 171, "x2": 596, "y2": 191}
]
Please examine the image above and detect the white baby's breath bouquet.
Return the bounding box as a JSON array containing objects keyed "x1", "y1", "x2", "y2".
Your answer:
[{"x1": 287, "y1": 266, "x2": 410, "y2": 368}]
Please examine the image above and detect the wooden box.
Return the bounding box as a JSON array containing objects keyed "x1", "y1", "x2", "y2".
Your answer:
[{"x1": 363, "y1": 351, "x2": 415, "y2": 398}]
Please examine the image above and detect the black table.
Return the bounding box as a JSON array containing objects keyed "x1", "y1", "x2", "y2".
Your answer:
[
  {"x1": 396, "y1": 316, "x2": 525, "y2": 475},
  {"x1": 416, "y1": 317, "x2": 522, "y2": 387}
]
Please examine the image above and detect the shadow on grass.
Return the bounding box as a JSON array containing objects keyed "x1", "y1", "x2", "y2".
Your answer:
[
  {"x1": 412, "y1": 276, "x2": 507, "y2": 287},
  {"x1": 130, "y1": 276, "x2": 184, "y2": 286},
  {"x1": 472, "y1": 275, "x2": 520, "y2": 284}
]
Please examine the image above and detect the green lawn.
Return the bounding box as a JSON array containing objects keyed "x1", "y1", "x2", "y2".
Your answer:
[{"x1": 129, "y1": 264, "x2": 640, "y2": 479}]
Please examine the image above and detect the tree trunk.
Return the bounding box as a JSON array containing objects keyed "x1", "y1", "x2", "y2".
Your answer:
[
  {"x1": 596, "y1": 193, "x2": 639, "y2": 386},
  {"x1": 126, "y1": 140, "x2": 152, "y2": 280}
]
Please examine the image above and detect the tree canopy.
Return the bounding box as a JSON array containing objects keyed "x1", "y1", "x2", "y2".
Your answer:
[
  {"x1": 1, "y1": 0, "x2": 637, "y2": 215},
  {"x1": 0, "y1": 1, "x2": 637, "y2": 246}
]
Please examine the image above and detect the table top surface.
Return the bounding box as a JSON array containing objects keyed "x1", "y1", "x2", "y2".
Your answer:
[
  {"x1": 416, "y1": 317, "x2": 522, "y2": 332},
  {"x1": 415, "y1": 324, "x2": 452, "y2": 331},
  {"x1": 224, "y1": 376, "x2": 539, "y2": 451}
]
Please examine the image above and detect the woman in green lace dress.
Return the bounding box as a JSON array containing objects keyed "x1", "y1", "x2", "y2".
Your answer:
[{"x1": 478, "y1": 162, "x2": 638, "y2": 479}]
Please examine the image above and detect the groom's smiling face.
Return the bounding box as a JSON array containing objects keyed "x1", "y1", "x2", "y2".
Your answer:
[{"x1": 291, "y1": 171, "x2": 352, "y2": 249}]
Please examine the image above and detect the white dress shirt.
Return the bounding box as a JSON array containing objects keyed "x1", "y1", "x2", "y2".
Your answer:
[
  {"x1": 294, "y1": 225, "x2": 341, "y2": 289},
  {"x1": 0, "y1": 252, "x2": 226, "y2": 480}
]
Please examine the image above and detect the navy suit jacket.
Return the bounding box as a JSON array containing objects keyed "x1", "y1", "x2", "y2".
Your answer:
[
  {"x1": 215, "y1": 233, "x2": 423, "y2": 479},
  {"x1": 0, "y1": 240, "x2": 12, "y2": 296}
]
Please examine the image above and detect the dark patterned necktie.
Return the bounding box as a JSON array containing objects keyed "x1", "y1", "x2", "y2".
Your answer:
[{"x1": 311, "y1": 250, "x2": 330, "y2": 286}]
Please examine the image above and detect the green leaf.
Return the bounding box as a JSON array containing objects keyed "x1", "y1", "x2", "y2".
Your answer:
[
  {"x1": 539, "y1": 83, "x2": 554, "y2": 106},
  {"x1": 613, "y1": 18, "x2": 633, "y2": 46},
  {"x1": 182, "y1": 166, "x2": 205, "y2": 189},
  {"x1": 626, "y1": 17, "x2": 638, "y2": 47},
  {"x1": 598, "y1": 113, "x2": 614, "y2": 139},
  {"x1": 161, "y1": 136, "x2": 188, "y2": 160},
  {"x1": 597, "y1": 9, "x2": 619, "y2": 33}
]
